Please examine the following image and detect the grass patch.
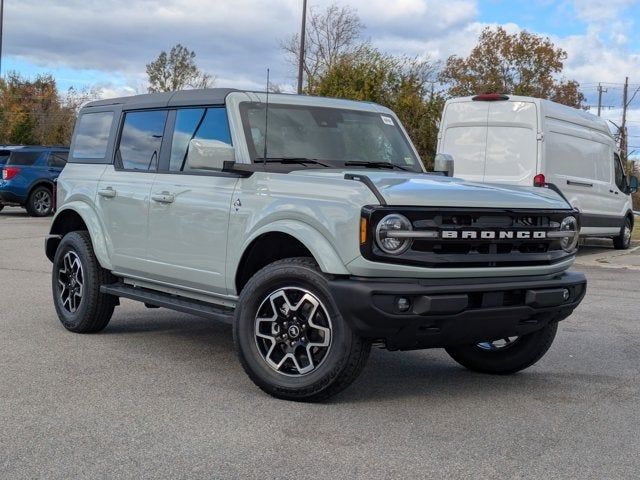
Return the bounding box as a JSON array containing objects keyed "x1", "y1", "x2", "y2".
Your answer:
[{"x1": 633, "y1": 226, "x2": 640, "y2": 242}]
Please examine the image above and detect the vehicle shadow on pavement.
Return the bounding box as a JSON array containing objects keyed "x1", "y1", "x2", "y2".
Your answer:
[{"x1": 91, "y1": 309, "x2": 620, "y2": 404}]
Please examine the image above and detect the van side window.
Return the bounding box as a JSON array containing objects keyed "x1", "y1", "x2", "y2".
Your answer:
[
  {"x1": 169, "y1": 108, "x2": 232, "y2": 172},
  {"x1": 117, "y1": 110, "x2": 168, "y2": 171},
  {"x1": 73, "y1": 112, "x2": 114, "y2": 159},
  {"x1": 613, "y1": 153, "x2": 626, "y2": 192}
]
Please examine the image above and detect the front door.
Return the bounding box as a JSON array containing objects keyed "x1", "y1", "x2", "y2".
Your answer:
[{"x1": 146, "y1": 107, "x2": 238, "y2": 295}]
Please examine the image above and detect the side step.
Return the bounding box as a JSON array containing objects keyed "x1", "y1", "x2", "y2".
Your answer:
[{"x1": 100, "y1": 283, "x2": 234, "y2": 323}]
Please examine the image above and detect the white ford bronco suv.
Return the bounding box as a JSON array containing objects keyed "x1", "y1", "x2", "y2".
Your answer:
[{"x1": 46, "y1": 89, "x2": 586, "y2": 401}]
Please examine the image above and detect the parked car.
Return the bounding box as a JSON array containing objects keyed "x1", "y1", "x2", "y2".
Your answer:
[
  {"x1": 437, "y1": 94, "x2": 638, "y2": 249},
  {"x1": 0, "y1": 146, "x2": 69, "y2": 216},
  {"x1": 46, "y1": 89, "x2": 586, "y2": 401}
]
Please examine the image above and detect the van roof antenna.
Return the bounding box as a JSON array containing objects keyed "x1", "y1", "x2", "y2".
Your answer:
[{"x1": 263, "y1": 68, "x2": 270, "y2": 169}]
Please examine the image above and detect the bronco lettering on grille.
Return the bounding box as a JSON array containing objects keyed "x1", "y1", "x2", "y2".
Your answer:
[{"x1": 440, "y1": 231, "x2": 547, "y2": 239}]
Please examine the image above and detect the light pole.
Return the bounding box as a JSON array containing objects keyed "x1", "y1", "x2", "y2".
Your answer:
[{"x1": 296, "y1": 0, "x2": 307, "y2": 94}]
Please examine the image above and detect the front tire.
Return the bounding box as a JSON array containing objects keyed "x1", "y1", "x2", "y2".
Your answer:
[
  {"x1": 52, "y1": 231, "x2": 117, "y2": 333},
  {"x1": 26, "y1": 186, "x2": 53, "y2": 217},
  {"x1": 445, "y1": 322, "x2": 558, "y2": 375},
  {"x1": 233, "y1": 257, "x2": 371, "y2": 401},
  {"x1": 613, "y1": 217, "x2": 632, "y2": 250}
]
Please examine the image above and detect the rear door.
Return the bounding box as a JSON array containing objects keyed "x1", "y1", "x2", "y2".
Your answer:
[
  {"x1": 439, "y1": 101, "x2": 489, "y2": 182},
  {"x1": 46, "y1": 150, "x2": 68, "y2": 180},
  {"x1": 483, "y1": 101, "x2": 538, "y2": 185},
  {"x1": 96, "y1": 109, "x2": 168, "y2": 277},
  {"x1": 146, "y1": 107, "x2": 239, "y2": 295}
]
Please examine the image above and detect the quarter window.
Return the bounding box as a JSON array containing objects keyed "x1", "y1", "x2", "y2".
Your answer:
[
  {"x1": 48, "y1": 152, "x2": 68, "y2": 168},
  {"x1": 118, "y1": 110, "x2": 168, "y2": 171},
  {"x1": 73, "y1": 112, "x2": 114, "y2": 159},
  {"x1": 169, "y1": 108, "x2": 232, "y2": 172},
  {"x1": 7, "y1": 151, "x2": 42, "y2": 166}
]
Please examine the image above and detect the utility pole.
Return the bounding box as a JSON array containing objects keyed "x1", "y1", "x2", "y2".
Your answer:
[
  {"x1": 621, "y1": 77, "x2": 629, "y2": 161},
  {"x1": 597, "y1": 83, "x2": 607, "y2": 117},
  {"x1": 0, "y1": 0, "x2": 4, "y2": 78},
  {"x1": 296, "y1": 0, "x2": 308, "y2": 95}
]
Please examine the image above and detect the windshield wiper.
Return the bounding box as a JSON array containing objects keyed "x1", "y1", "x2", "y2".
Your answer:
[
  {"x1": 256, "y1": 157, "x2": 332, "y2": 167},
  {"x1": 344, "y1": 161, "x2": 410, "y2": 171}
]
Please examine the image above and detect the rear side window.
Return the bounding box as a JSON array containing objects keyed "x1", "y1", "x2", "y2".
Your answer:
[
  {"x1": 48, "y1": 152, "x2": 68, "y2": 168},
  {"x1": 0, "y1": 151, "x2": 10, "y2": 165},
  {"x1": 73, "y1": 111, "x2": 114, "y2": 159},
  {"x1": 169, "y1": 108, "x2": 232, "y2": 172},
  {"x1": 118, "y1": 110, "x2": 168, "y2": 171},
  {"x1": 7, "y1": 151, "x2": 42, "y2": 166}
]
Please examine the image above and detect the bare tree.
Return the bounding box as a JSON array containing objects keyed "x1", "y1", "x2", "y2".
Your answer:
[
  {"x1": 281, "y1": 4, "x2": 364, "y2": 92},
  {"x1": 146, "y1": 44, "x2": 215, "y2": 93}
]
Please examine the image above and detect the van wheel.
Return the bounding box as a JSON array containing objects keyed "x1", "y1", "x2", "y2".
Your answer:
[
  {"x1": 233, "y1": 257, "x2": 371, "y2": 402},
  {"x1": 445, "y1": 322, "x2": 558, "y2": 374},
  {"x1": 613, "y1": 218, "x2": 632, "y2": 250},
  {"x1": 52, "y1": 231, "x2": 117, "y2": 333},
  {"x1": 26, "y1": 186, "x2": 53, "y2": 217}
]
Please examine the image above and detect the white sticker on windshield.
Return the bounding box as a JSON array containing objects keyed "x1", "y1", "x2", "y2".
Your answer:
[{"x1": 381, "y1": 115, "x2": 394, "y2": 126}]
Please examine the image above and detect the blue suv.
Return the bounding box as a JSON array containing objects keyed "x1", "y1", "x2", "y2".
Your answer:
[{"x1": 0, "y1": 146, "x2": 69, "y2": 216}]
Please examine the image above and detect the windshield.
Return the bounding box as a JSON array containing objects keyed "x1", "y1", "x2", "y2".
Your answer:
[{"x1": 239, "y1": 102, "x2": 422, "y2": 172}]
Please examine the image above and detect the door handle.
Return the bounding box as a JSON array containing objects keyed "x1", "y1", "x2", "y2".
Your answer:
[
  {"x1": 567, "y1": 180, "x2": 593, "y2": 187},
  {"x1": 98, "y1": 187, "x2": 117, "y2": 198},
  {"x1": 151, "y1": 192, "x2": 175, "y2": 204}
]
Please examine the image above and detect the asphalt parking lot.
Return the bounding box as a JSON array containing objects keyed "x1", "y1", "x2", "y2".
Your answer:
[{"x1": 1, "y1": 206, "x2": 639, "y2": 479}]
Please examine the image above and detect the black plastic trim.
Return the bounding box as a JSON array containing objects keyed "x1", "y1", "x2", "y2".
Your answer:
[{"x1": 345, "y1": 173, "x2": 387, "y2": 205}]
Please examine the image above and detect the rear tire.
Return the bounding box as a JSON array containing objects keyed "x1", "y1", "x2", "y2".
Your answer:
[
  {"x1": 234, "y1": 257, "x2": 371, "y2": 401},
  {"x1": 613, "y1": 217, "x2": 632, "y2": 250},
  {"x1": 26, "y1": 186, "x2": 53, "y2": 217},
  {"x1": 445, "y1": 322, "x2": 558, "y2": 375},
  {"x1": 52, "y1": 231, "x2": 117, "y2": 333}
]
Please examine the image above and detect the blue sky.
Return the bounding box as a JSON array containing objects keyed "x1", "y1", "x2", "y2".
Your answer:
[{"x1": 3, "y1": 0, "x2": 640, "y2": 153}]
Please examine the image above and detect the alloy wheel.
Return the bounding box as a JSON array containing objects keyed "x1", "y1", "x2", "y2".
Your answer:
[
  {"x1": 58, "y1": 251, "x2": 84, "y2": 313},
  {"x1": 34, "y1": 190, "x2": 52, "y2": 215},
  {"x1": 254, "y1": 287, "x2": 332, "y2": 376}
]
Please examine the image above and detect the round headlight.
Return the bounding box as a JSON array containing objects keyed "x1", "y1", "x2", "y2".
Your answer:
[
  {"x1": 375, "y1": 214, "x2": 412, "y2": 254},
  {"x1": 559, "y1": 216, "x2": 579, "y2": 252}
]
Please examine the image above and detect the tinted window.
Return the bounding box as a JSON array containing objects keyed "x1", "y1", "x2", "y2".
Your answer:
[
  {"x1": 73, "y1": 112, "x2": 114, "y2": 159},
  {"x1": 118, "y1": 110, "x2": 168, "y2": 171},
  {"x1": 169, "y1": 108, "x2": 232, "y2": 172},
  {"x1": 0, "y1": 151, "x2": 10, "y2": 165},
  {"x1": 614, "y1": 153, "x2": 626, "y2": 191},
  {"x1": 48, "y1": 151, "x2": 68, "y2": 168},
  {"x1": 7, "y1": 151, "x2": 42, "y2": 166}
]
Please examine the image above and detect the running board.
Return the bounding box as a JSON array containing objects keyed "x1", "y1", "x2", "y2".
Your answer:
[{"x1": 100, "y1": 283, "x2": 234, "y2": 323}]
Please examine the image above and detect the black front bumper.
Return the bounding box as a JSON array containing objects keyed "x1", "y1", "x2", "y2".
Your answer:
[{"x1": 329, "y1": 271, "x2": 586, "y2": 351}]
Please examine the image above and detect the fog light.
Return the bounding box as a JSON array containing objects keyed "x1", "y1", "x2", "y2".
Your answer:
[
  {"x1": 397, "y1": 297, "x2": 411, "y2": 312},
  {"x1": 562, "y1": 289, "x2": 570, "y2": 301}
]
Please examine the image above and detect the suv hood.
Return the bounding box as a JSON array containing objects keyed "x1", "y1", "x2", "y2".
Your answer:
[{"x1": 293, "y1": 170, "x2": 571, "y2": 210}]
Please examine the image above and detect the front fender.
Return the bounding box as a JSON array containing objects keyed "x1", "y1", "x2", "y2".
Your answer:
[
  {"x1": 235, "y1": 219, "x2": 351, "y2": 276},
  {"x1": 48, "y1": 201, "x2": 112, "y2": 270}
]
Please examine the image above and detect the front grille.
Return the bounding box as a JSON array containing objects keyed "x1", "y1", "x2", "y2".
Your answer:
[{"x1": 361, "y1": 207, "x2": 575, "y2": 268}]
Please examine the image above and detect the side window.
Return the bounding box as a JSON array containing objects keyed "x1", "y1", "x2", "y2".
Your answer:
[
  {"x1": 169, "y1": 108, "x2": 232, "y2": 172},
  {"x1": 614, "y1": 153, "x2": 626, "y2": 192},
  {"x1": 7, "y1": 151, "x2": 42, "y2": 166},
  {"x1": 72, "y1": 111, "x2": 114, "y2": 159},
  {"x1": 118, "y1": 110, "x2": 168, "y2": 171},
  {"x1": 48, "y1": 152, "x2": 68, "y2": 168}
]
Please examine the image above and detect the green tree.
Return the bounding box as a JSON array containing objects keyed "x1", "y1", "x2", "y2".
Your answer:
[
  {"x1": 314, "y1": 47, "x2": 444, "y2": 168},
  {"x1": 439, "y1": 26, "x2": 585, "y2": 108},
  {"x1": 146, "y1": 44, "x2": 214, "y2": 93}
]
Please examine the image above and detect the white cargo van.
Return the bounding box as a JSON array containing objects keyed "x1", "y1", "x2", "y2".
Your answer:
[{"x1": 437, "y1": 94, "x2": 638, "y2": 249}]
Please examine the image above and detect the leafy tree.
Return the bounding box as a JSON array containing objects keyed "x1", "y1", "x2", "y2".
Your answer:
[
  {"x1": 146, "y1": 44, "x2": 214, "y2": 93},
  {"x1": 439, "y1": 26, "x2": 585, "y2": 108},
  {"x1": 0, "y1": 72, "x2": 89, "y2": 146},
  {"x1": 281, "y1": 4, "x2": 363, "y2": 93},
  {"x1": 313, "y1": 47, "x2": 444, "y2": 168}
]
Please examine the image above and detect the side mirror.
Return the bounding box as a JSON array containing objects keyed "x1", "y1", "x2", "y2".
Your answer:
[
  {"x1": 434, "y1": 153, "x2": 455, "y2": 177},
  {"x1": 628, "y1": 175, "x2": 638, "y2": 194},
  {"x1": 185, "y1": 139, "x2": 235, "y2": 171}
]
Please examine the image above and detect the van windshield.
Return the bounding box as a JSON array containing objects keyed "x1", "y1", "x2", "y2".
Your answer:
[{"x1": 239, "y1": 102, "x2": 422, "y2": 172}]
